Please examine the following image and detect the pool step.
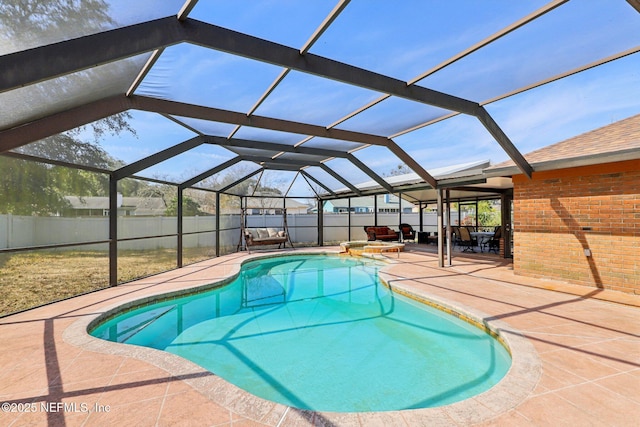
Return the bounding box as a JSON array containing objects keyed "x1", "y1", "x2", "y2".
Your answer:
[{"x1": 119, "y1": 305, "x2": 177, "y2": 343}]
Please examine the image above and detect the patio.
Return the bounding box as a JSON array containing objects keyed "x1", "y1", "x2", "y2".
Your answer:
[{"x1": 1, "y1": 248, "x2": 638, "y2": 426}]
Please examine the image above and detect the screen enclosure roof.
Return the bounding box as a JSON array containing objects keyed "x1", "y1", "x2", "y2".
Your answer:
[{"x1": 1, "y1": 0, "x2": 639, "y2": 201}]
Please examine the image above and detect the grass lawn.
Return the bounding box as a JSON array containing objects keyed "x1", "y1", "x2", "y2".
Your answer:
[{"x1": 0, "y1": 248, "x2": 216, "y2": 317}]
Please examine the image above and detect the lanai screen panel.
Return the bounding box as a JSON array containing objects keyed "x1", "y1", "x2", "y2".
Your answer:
[
  {"x1": 308, "y1": 0, "x2": 550, "y2": 80},
  {"x1": 134, "y1": 144, "x2": 237, "y2": 183},
  {"x1": 168, "y1": 116, "x2": 238, "y2": 137},
  {"x1": 189, "y1": 0, "x2": 337, "y2": 48},
  {"x1": 223, "y1": 146, "x2": 282, "y2": 158},
  {"x1": 232, "y1": 127, "x2": 311, "y2": 146},
  {"x1": 323, "y1": 157, "x2": 371, "y2": 188},
  {"x1": 302, "y1": 137, "x2": 365, "y2": 152},
  {"x1": 0, "y1": 0, "x2": 184, "y2": 54},
  {"x1": 0, "y1": 55, "x2": 149, "y2": 131},
  {"x1": 484, "y1": 51, "x2": 640, "y2": 158},
  {"x1": 134, "y1": 44, "x2": 285, "y2": 112},
  {"x1": 204, "y1": 161, "x2": 262, "y2": 193},
  {"x1": 254, "y1": 169, "x2": 298, "y2": 196},
  {"x1": 252, "y1": 71, "x2": 384, "y2": 127},
  {"x1": 302, "y1": 166, "x2": 347, "y2": 194},
  {"x1": 277, "y1": 152, "x2": 331, "y2": 164},
  {"x1": 394, "y1": 114, "x2": 494, "y2": 170},
  {"x1": 350, "y1": 145, "x2": 410, "y2": 178},
  {"x1": 418, "y1": 1, "x2": 640, "y2": 102},
  {"x1": 335, "y1": 96, "x2": 452, "y2": 136},
  {"x1": 287, "y1": 175, "x2": 317, "y2": 198},
  {"x1": 10, "y1": 110, "x2": 198, "y2": 171}
]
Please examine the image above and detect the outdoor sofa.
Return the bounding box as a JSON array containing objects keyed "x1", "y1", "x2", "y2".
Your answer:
[{"x1": 364, "y1": 226, "x2": 399, "y2": 241}]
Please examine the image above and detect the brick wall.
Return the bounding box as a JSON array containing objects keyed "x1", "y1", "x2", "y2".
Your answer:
[{"x1": 513, "y1": 159, "x2": 640, "y2": 294}]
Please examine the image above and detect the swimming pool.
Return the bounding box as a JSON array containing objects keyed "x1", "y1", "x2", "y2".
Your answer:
[{"x1": 90, "y1": 254, "x2": 511, "y2": 412}]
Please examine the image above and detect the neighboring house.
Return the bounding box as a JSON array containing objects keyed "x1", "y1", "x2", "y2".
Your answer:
[
  {"x1": 63, "y1": 194, "x2": 166, "y2": 216},
  {"x1": 324, "y1": 194, "x2": 416, "y2": 213},
  {"x1": 486, "y1": 113, "x2": 640, "y2": 295},
  {"x1": 242, "y1": 197, "x2": 310, "y2": 215}
]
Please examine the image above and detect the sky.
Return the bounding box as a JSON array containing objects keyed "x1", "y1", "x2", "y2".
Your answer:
[{"x1": 69, "y1": 0, "x2": 640, "y2": 197}]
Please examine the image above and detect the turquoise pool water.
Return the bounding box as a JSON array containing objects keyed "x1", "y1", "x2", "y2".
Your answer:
[{"x1": 91, "y1": 254, "x2": 511, "y2": 412}]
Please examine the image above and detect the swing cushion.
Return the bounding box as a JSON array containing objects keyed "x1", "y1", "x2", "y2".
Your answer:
[
  {"x1": 267, "y1": 228, "x2": 279, "y2": 237},
  {"x1": 245, "y1": 228, "x2": 288, "y2": 246}
]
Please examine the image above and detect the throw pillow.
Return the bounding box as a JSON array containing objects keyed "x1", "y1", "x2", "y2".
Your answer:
[{"x1": 267, "y1": 228, "x2": 278, "y2": 237}]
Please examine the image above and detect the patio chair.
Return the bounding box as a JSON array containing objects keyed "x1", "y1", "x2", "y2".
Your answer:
[
  {"x1": 488, "y1": 226, "x2": 502, "y2": 254},
  {"x1": 399, "y1": 223, "x2": 416, "y2": 242},
  {"x1": 457, "y1": 226, "x2": 476, "y2": 252},
  {"x1": 465, "y1": 226, "x2": 479, "y2": 247},
  {"x1": 451, "y1": 226, "x2": 461, "y2": 248}
]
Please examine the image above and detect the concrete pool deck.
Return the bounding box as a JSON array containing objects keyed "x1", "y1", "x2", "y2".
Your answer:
[{"x1": 1, "y1": 247, "x2": 638, "y2": 426}]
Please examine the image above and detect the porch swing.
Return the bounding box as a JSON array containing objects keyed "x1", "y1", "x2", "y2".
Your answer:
[
  {"x1": 237, "y1": 206, "x2": 294, "y2": 252},
  {"x1": 236, "y1": 170, "x2": 298, "y2": 252}
]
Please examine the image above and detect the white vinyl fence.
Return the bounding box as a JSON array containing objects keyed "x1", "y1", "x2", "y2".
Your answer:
[
  {"x1": 1, "y1": 211, "x2": 460, "y2": 252},
  {"x1": 0, "y1": 214, "x2": 237, "y2": 251}
]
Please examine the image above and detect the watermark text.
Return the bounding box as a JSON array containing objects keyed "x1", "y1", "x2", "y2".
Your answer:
[{"x1": 2, "y1": 401, "x2": 110, "y2": 414}]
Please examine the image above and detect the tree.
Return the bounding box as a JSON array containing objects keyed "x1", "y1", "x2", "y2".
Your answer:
[
  {"x1": 0, "y1": 0, "x2": 140, "y2": 215},
  {"x1": 197, "y1": 166, "x2": 287, "y2": 213},
  {"x1": 1, "y1": 127, "x2": 136, "y2": 215},
  {"x1": 164, "y1": 196, "x2": 204, "y2": 216},
  {"x1": 15, "y1": 133, "x2": 126, "y2": 169},
  {"x1": 0, "y1": 157, "x2": 64, "y2": 215},
  {"x1": 0, "y1": 1, "x2": 114, "y2": 45},
  {"x1": 1, "y1": 0, "x2": 135, "y2": 157},
  {"x1": 384, "y1": 164, "x2": 413, "y2": 177},
  {"x1": 478, "y1": 200, "x2": 500, "y2": 227}
]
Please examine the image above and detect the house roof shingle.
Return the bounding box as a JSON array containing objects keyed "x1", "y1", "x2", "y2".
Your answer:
[{"x1": 487, "y1": 113, "x2": 640, "y2": 174}]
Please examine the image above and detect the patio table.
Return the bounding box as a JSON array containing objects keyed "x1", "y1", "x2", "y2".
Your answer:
[{"x1": 470, "y1": 231, "x2": 494, "y2": 253}]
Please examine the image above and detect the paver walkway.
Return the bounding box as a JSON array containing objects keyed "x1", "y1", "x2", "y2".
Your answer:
[{"x1": 1, "y1": 247, "x2": 638, "y2": 426}]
